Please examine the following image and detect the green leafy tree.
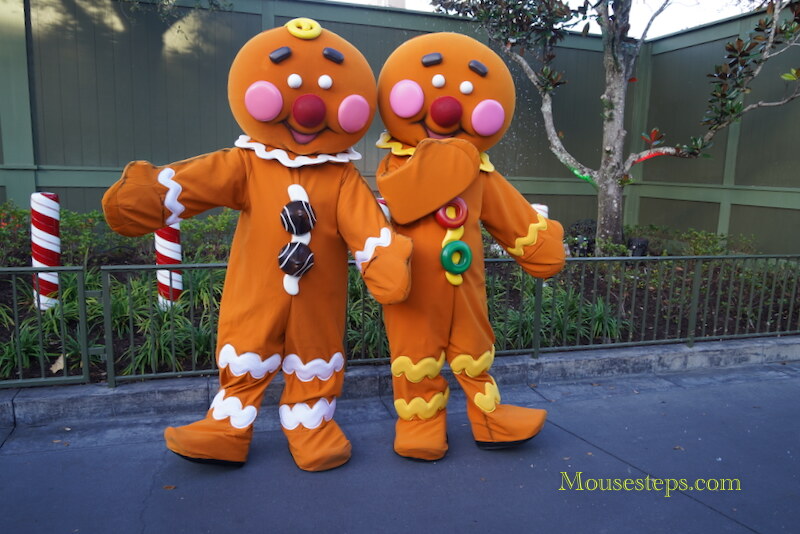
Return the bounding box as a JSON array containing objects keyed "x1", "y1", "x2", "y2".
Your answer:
[{"x1": 433, "y1": 0, "x2": 800, "y2": 254}]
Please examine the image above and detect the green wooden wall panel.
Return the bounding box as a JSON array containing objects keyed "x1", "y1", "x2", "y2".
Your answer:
[
  {"x1": 45, "y1": 186, "x2": 106, "y2": 213},
  {"x1": 638, "y1": 197, "x2": 719, "y2": 232},
  {"x1": 521, "y1": 193, "x2": 599, "y2": 230},
  {"x1": 729, "y1": 205, "x2": 800, "y2": 254},
  {"x1": 0, "y1": 186, "x2": 6, "y2": 203},
  {"x1": 735, "y1": 48, "x2": 800, "y2": 188},
  {"x1": 494, "y1": 47, "x2": 606, "y2": 178},
  {"x1": 29, "y1": 1, "x2": 259, "y2": 168},
  {"x1": 644, "y1": 39, "x2": 730, "y2": 184}
]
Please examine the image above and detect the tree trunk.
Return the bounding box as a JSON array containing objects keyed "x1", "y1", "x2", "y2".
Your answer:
[{"x1": 596, "y1": 174, "x2": 624, "y2": 249}]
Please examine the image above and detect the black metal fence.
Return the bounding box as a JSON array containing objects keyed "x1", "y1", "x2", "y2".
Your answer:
[{"x1": 2, "y1": 255, "x2": 799, "y2": 388}]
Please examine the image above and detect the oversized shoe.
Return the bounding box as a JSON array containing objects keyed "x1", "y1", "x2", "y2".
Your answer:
[
  {"x1": 164, "y1": 417, "x2": 252, "y2": 466},
  {"x1": 394, "y1": 411, "x2": 448, "y2": 461},
  {"x1": 282, "y1": 419, "x2": 352, "y2": 472},
  {"x1": 468, "y1": 404, "x2": 547, "y2": 450}
]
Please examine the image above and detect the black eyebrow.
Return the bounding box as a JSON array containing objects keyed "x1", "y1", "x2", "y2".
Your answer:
[
  {"x1": 421, "y1": 53, "x2": 442, "y2": 67},
  {"x1": 469, "y1": 60, "x2": 488, "y2": 77},
  {"x1": 270, "y1": 46, "x2": 292, "y2": 64},
  {"x1": 323, "y1": 47, "x2": 344, "y2": 64}
]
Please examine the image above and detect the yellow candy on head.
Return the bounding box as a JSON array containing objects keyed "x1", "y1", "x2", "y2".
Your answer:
[{"x1": 285, "y1": 18, "x2": 322, "y2": 40}]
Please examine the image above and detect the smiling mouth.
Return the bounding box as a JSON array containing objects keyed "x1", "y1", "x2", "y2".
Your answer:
[
  {"x1": 285, "y1": 123, "x2": 323, "y2": 145},
  {"x1": 423, "y1": 123, "x2": 463, "y2": 140}
]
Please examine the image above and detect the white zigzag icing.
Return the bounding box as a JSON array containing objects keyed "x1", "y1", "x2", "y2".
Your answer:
[
  {"x1": 279, "y1": 398, "x2": 336, "y2": 430},
  {"x1": 157, "y1": 168, "x2": 185, "y2": 225},
  {"x1": 210, "y1": 389, "x2": 257, "y2": 429},
  {"x1": 218, "y1": 343, "x2": 281, "y2": 379},
  {"x1": 282, "y1": 353, "x2": 344, "y2": 382},
  {"x1": 354, "y1": 227, "x2": 392, "y2": 272},
  {"x1": 235, "y1": 135, "x2": 361, "y2": 168}
]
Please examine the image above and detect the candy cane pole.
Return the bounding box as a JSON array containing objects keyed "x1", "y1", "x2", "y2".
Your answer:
[
  {"x1": 155, "y1": 223, "x2": 183, "y2": 309},
  {"x1": 30, "y1": 192, "x2": 61, "y2": 311}
]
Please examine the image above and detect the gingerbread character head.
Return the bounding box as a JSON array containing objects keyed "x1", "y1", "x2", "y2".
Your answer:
[
  {"x1": 228, "y1": 18, "x2": 377, "y2": 156},
  {"x1": 377, "y1": 32, "x2": 515, "y2": 154}
]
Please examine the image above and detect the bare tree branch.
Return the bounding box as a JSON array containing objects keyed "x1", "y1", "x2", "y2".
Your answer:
[
  {"x1": 504, "y1": 50, "x2": 597, "y2": 183},
  {"x1": 639, "y1": 0, "x2": 671, "y2": 44}
]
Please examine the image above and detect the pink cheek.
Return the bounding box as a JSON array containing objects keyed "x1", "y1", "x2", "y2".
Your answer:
[
  {"x1": 471, "y1": 99, "x2": 505, "y2": 137},
  {"x1": 338, "y1": 95, "x2": 371, "y2": 134},
  {"x1": 389, "y1": 80, "x2": 424, "y2": 118},
  {"x1": 244, "y1": 81, "x2": 283, "y2": 122}
]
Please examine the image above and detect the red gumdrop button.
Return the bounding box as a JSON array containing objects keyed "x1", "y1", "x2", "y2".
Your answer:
[
  {"x1": 292, "y1": 94, "x2": 327, "y2": 128},
  {"x1": 430, "y1": 96, "x2": 463, "y2": 128}
]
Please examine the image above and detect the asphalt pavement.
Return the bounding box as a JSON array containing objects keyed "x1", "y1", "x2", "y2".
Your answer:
[{"x1": 1, "y1": 348, "x2": 798, "y2": 533}]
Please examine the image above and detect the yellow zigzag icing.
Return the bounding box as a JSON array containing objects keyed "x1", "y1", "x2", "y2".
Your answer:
[
  {"x1": 474, "y1": 378, "x2": 501, "y2": 413},
  {"x1": 376, "y1": 132, "x2": 495, "y2": 172},
  {"x1": 441, "y1": 226, "x2": 464, "y2": 248},
  {"x1": 507, "y1": 217, "x2": 548, "y2": 257},
  {"x1": 391, "y1": 352, "x2": 446, "y2": 383},
  {"x1": 450, "y1": 347, "x2": 495, "y2": 378},
  {"x1": 395, "y1": 388, "x2": 450, "y2": 420}
]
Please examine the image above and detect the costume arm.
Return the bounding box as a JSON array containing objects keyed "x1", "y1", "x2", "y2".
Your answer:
[
  {"x1": 481, "y1": 171, "x2": 565, "y2": 278},
  {"x1": 102, "y1": 149, "x2": 249, "y2": 237},
  {"x1": 337, "y1": 165, "x2": 412, "y2": 305},
  {"x1": 376, "y1": 138, "x2": 480, "y2": 224}
]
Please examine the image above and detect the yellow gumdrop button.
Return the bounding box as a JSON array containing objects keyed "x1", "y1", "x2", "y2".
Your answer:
[{"x1": 285, "y1": 18, "x2": 322, "y2": 40}]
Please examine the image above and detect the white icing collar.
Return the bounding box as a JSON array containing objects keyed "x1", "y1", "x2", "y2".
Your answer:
[{"x1": 235, "y1": 135, "x2": 361, "y2": 168}]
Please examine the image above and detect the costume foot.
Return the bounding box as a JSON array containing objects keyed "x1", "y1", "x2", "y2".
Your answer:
[
  {"x1": 164, "y1": 417, "x2": 252, "y2": 465},
  {"x1": 283, "y1": 419, "x2": 351, "y2": 472},
  {"x1": 170, "y1": 450, "x2": 244, "y2": 467},
  {"x1": 469, "y1": 404, "x2": 547, "y2": 449},
  {"x1": 394, "y1": 411, "x2": 448, "y2": 461}
]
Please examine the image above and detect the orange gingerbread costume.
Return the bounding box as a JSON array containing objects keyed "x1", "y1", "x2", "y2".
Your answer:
[
  {"x1": 102, "y1": 19, "x2": 411, "y2": 471},
  {"x1": 375, "y1": 33, "x2": 566, "y2": 461}
]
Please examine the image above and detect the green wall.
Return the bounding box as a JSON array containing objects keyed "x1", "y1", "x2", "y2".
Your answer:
[{"x1": 1, "y1": 0, "x2": 798, "y2": 252}]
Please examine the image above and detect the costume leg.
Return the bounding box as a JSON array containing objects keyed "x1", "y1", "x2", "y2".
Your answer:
[
  {"x1": 164, "y1": 292, "x2": 290, "y2": 465},
  {"x1": 447, "y1": 289, "x2": 547, "y2": 449},
  {"x1": 382, "y1": 276, "x2": 453, "y2": 461},
  {"x1": 279, "y1": 288, "x2": 352, "y2": 471}
]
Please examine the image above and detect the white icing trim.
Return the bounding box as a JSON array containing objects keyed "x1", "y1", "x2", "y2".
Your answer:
[
  {"x1": 354, "y1": 227, "x2": 392, "y2": 272},
  {"x1": 287, "y1": 184, "x2": 310, "y2": 202},
  {"x1": 282, "y1": 352, "x2": 344, "y2": 382},
  {"x1": 279, "y1": 398, "x2": 336, "y2": 430},
  {"x1": 210, "y1": 389, "x2": 257, "y2": 429},
  {"x1": 235, "y1": 135, "x2": 361, "y2": 168},
  {"x1": 157, "y1": 168, "x2": 185, "y2": 225},
  {"x1": 283, "y1": 274, "x2": 300, "y2": 296},
  {"x1": 218, "y1": 343, "x2": 281, "y2": 380}
]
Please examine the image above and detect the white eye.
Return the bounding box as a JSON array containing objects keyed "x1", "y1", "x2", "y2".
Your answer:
[
  {"x1": 432, "y1": 74, "x2": 446, "y2": 88},
  {"x1": 318, "y1": 75, "x2": 333, "y2": 90},
  {"x1": 287, "y1": 73, "x2": 302, "y2": 89},
  {"x1": 459, "y1": 81, "x2": 474, "y2": 95}
]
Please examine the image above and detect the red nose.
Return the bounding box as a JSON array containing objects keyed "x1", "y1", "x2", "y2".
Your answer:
[
  {"x1": 430, "y1": 96, "x2": 463, "y2": 128},
  {"x1": 292, "y1": 94, "x2": 327, "y2": 128}
]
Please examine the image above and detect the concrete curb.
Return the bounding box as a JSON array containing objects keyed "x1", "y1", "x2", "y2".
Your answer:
[{"x1": 2, "y1": 336, "x2": 798, "y2": 427}]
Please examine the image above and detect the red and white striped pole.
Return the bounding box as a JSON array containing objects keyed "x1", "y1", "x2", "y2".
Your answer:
[
  {"x1": 155, "y1": 223, "x2": 183, "y2": 309},
  {"x1": 30, "y1": 192, "x2": 61, "y2": 311}
]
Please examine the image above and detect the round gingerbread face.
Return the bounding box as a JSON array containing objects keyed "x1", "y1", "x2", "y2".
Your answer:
[
  {"x1": 228, "y1": 19, "x2": 377, "y2": 156},
  {"x1": 377, "y1": 32, "x2": 515, "y2": 153}
]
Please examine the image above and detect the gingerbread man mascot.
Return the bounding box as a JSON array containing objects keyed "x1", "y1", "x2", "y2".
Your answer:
[
  {"x1": 102, "y1": 18, "x2": 411, "y2": 471},
  {"x1": 375, "y1": 33, "x2": 565, "y2": 461}
]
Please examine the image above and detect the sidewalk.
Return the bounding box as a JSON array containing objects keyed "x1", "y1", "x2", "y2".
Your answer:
[{"x1": 1, "y1": 339, "x2": 798, "y2": 533}]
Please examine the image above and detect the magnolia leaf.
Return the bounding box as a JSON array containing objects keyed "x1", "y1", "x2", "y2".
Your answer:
[
  {"x1": 781, "y1": 73, "x2": 798, "y2": 81},
  {"x1": 50, "y1": 355, "x2": 65, "y2": 374}
]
